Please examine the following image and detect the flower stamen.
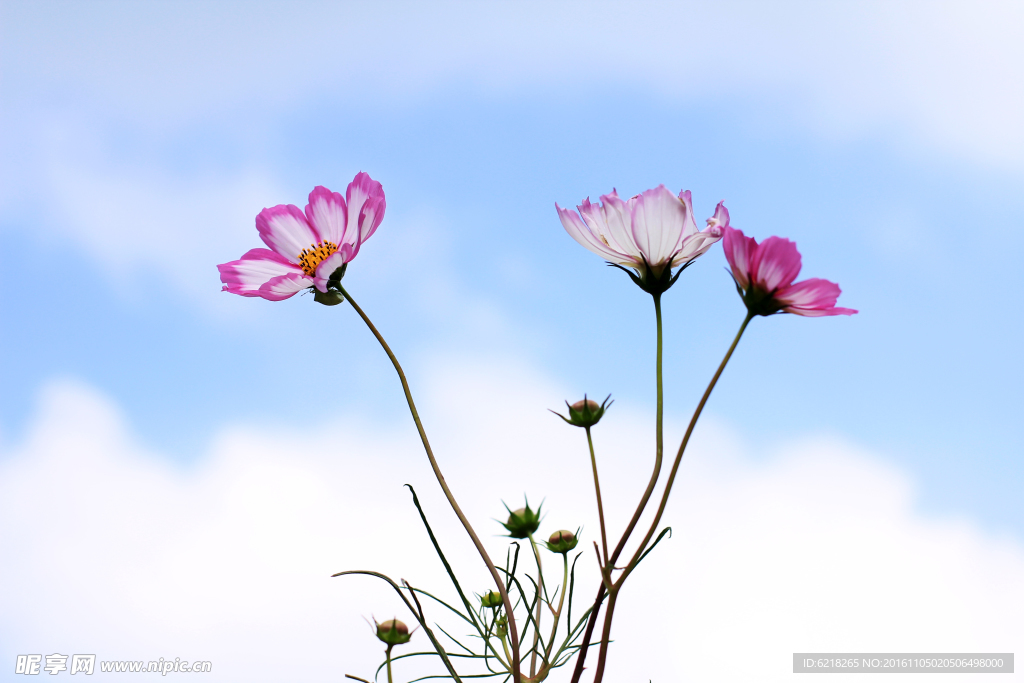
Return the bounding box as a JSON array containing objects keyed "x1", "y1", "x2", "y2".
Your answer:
[{"x1": 297, "y1": 241, "x2": 338, "y2": 277}]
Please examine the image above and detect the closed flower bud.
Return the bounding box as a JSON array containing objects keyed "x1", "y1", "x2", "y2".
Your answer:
[
  {"x1": 551, "y1": 394, "x2": 612, "y2": 428},
  {"x1": 375, "y1": 618, "x2": 412, "y2": 646},
  {"x1": 501, "y1": 503, "x2": 541, "y2": 539},
  {"x1": 495, "y1": 614, "x2": 508, "y2": 638},
  {"x1": 480, "y1": 591, "x2": 503, "y2": 609},
  {"x1": 546, "y1": 529, "x2": 579, "y2": 554},
  {"x1": 313, "y1": 289, "x2": 346, "y2": 306}
]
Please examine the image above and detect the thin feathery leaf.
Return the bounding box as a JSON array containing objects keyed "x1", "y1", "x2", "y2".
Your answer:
[
  {"x1": 331, "y1": 570, "x2": 462, "y2": 682},
  {"x1": 406, "y1": 485, "x2": 485, "y2": 635},
  {"x1": 635, "y1": 526, "x2": 673, "y2": 567}
]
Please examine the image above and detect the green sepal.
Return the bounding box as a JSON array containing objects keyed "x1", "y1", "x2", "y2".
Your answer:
[{"x1": 500, "y1": 499, "x2": 542, "y2": 539}]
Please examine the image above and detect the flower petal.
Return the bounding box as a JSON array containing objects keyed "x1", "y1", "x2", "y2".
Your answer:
[
  {"x1": 678, "y1": 190, "x2": 700, "y2": 238},
  {"x1": 591, "y1": 191, "x2": 640, "y2": 261},
  {"x1": 721, "y1": 226, "x2": 756, "y2": 289},
  {"x1": 751, "y1": 235, "x2": 802, "y2": 292},
  {"x1": 218, "y1": 248, "x2": 306, "y2": 297},
  {"x1": 776, "y1": 277, "x2": 858, "y2": 316},
  {"x1": 346, "y1": 171, "x2": 386, "y2": 245},
  {"x1": 304, "y1": 186, "x2": 348, "y2": 246},
  {"x1": 258, "y1": 273, "x2": 312, "y2": 301},
  {"x1": 357, "y1": 195, "x2": 386, "y2": 249},
  {"x1": 706, "y1": 201, "x2": 730, "y2": 232},
  {"x1": 557, "y1": 201, "x2": 630, "y2": 264},
  {"x1": 630, "y1": 185, "x2": 686, "y2": 267},
  {"x1": 256, "y1": 204, "x2": 319, "y2": 263},
  {"x1": 671, "y1": 228, "x2": 722, "y2": 267}
]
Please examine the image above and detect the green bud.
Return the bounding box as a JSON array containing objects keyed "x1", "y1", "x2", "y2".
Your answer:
[
  {"x1": 501, "y1": 503, "x2": 541, "y2": 539},
  {"x1": 495, "y1": 614, "x2": 508, "y2": 638},
  {"x1": 551, "y1": 394, "x2": 612, "y2": 428},
  {"x1": 313, "y1": 289, "x2": 346, "y2": 306},
  {"x1": 375, "y1": 618, "x2": 412, "y2": 646},
  {"x1": 545, "y1": 529, "x2": 579, "y2": 554},
  {"x1": 480, "y1": 591, "x2": 503, "y2": 609}
]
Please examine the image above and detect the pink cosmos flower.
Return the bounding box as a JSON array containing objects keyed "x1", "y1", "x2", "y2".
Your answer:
[
  {"x1": 556, "y1": 185, "x2": 722, "y2": 294},
  {"x1": 716, "y1": 204, "x2": 857, "y2": 317},
  {"x1": 218, "y1": 172, "x2": 385, "y2": 301}
]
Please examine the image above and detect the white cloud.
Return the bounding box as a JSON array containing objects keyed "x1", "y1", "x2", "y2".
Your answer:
[
  {"x1": 2, "y1": 360, "x2": 1021, "y2": 681},
  {"x1": 4, "y1": 1, "x2": 1023, "y2": 168}
]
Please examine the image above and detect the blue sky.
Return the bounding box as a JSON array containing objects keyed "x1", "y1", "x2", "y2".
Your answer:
[{"x1": 2, "y1": 2, "x2": 1023, "y2": 681}]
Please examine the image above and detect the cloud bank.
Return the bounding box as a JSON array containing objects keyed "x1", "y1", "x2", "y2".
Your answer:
[
  {"x1": 4, "y1": 1, "x2": 1023, "y2": 167},
  {"x1": 2, "y1": 358, "x2": 1021, "y2": 681}
]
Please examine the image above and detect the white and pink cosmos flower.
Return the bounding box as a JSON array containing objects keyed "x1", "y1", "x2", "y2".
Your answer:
[
  {"x1": 218, "y1": 172, "x2": 385, "y2": 301},
  {"x1": 716, "y1": 204, "x2": 857, "y2": 317},
  {"x1": 556, "y1": 185, "x2": 722, "y2": 293}
]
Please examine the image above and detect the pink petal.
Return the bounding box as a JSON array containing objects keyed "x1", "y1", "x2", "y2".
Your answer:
[
  {"x1": 721, "y1": 226, "x2": 755, "y2": 289},
  {"x1": 592, "y1": 192, "x2": 640, "y2": 260},
  {"x1": 630, "y1": 185, "x2": 686, "y2": 267},
  {"x1": 346, "y1": 172, "x2": 386, "y2": 244},
  {"x1": 776, "y1": 278, "x2": 858, "y2": 316},
  {"x1": 751, "y1": 235, "x2": 802, "y2": 292},
  {"x1": 677, "y1": 190, "x2": 699, "y2": 238},
  {"x1": 357, "y1": 195, "x2": 386, "y2": 248},
  {"x1": 671, "y1": 229, "x2": 722, "y2": 267},
  {"x1": 706, "y1": 201, "x2": 730, "y2": 233},
  {"x1": 258, "y1": 273, "x2": 312, "y2": 301},
  {"x1": 256, "y1": 204, "x2": 319, "y2": 263},
  {"x1": 218, "y1": 248, "x2": 306, "y2": 297},
  {"x1": 557, "y1": 201, "x2": 630, "y2": 264},
  {"x1": 312, "y1": 246, "x2": 355, "y2": 292},
  {"x1": 304, "y1": 186, "x2": 348, "y2": 247}
]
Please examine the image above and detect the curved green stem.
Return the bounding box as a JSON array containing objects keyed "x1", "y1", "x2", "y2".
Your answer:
[
  {"x1": 338, "y1": 285, "x2": 521, "y2": 681},
  {"x1": 570, "y1": 292, "x2": 665, "y2": 683},
  {"x1": 607, "y1": 292, "x2": 665, "y2": 563},
  {"x1": 527, "y1": 533, "x2": 544, "y2": 677},
  {"x1": 585, "y1": 427, "x2": 609, "y2": 564},
  {"x1": 618, "y1": 311, "x2": 753, "y2": 589},
  {"x1": 543, "y1": 554, "x2": 570, "y2": 663}
]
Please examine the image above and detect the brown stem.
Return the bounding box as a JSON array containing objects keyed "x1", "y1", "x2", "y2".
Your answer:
[
  {"x1": 590, "y1": 588, "x2": 618, "y2": 683},
  {"x1": 569, "y1": 584, "x2": 605, "y2": 683}
]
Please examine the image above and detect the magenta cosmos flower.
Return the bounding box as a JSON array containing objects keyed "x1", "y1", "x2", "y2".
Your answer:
[
  {"x1": 715, "y1": 204, "x2": 857, "y2": 317},
  {"x1": 556, "y1": 185, "x2": 722, "y2": 294},
  {"x1": 218, "y1": 172, "x2": 385, "y2": 302}
]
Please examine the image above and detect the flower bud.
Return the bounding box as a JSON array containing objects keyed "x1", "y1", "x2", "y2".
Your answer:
[
  {"x1": 480, "y1": 591, "x2": 503, "y2": 609},
  {"x1": 501, "y1": 503, "x2": 541, "y2": 539},
  {"x1": 551, "y1": 394, "x2": 612, "y2": 428},
  {"x1": 313, "y1": 289, "x2": 346, "y2": 306},
  {"x1": 495, "y1": 614, "x2": 508, "y2": 638},
  {"x1": 375, "y1": 618, "x2": 412, "y2": 646},
  {"x1": 545, "y1": 529, "x2": 579, "y2": 554}
]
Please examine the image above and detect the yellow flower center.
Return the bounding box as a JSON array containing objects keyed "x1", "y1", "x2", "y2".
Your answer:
[{"x1": 297, "y1": 241, "x2": 338, "y2": 277}]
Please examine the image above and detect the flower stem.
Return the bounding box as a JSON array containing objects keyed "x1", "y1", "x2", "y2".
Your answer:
[
  {"x1": 607, "y1": 291, "x2": 665, "y2": 562},
  {"x1": 585, "y1": 427, "x2": 610, "y2": 564},
  {"x1": 527, "y1": 533, "x2": 545, "y2": 678},
  {"x1": 339, "y1": 285, "x2": 521, "y2": 681},
  {"x1": 386, "y1": 645, "x2": 394, "y2": 683},
  {"x1": 570, "y1": 291, "x2": 665, "y2": 682},
  {"x1": 618, "y1": 311, "x2": 753, "y2": 588},
  {"x1": 543, "y1": 553, "x2": 570, "y2": 663},
  {"x1": 590, "y1": 588, "x2": 619, "y2": 683}
]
